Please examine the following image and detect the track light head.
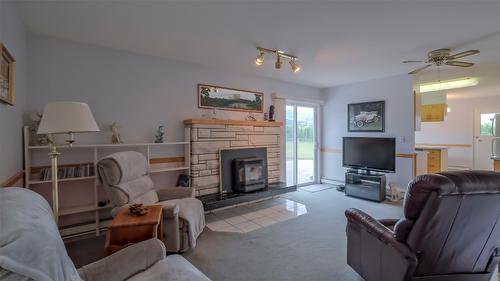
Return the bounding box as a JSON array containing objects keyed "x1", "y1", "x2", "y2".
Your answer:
[
  {"x1": 275, "y1": 55, "x2": 282, "y2": 69},
  {"x1": 290, "y1": 59, "x2": 301, "y2": 73},
  {"x1": 255, "y1": 52, "x2": 265, "y2": 66}
]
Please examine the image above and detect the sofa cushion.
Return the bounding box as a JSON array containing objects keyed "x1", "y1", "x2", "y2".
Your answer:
[
  {"x1": 127, "y1": 255, "x2": 210, "y2": 281},
  {"x1": 0, "y1": 187, "x2": 81, "y2": 281}
]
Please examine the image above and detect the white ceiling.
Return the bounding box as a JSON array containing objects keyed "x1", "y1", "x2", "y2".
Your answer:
[{"x1": 15, "y1": 1, "x2": 500, "y2": 88}]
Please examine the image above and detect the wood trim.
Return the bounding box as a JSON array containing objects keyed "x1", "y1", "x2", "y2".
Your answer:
[
  {"x1": 31, "y1": 158, "x2": 185, "y2": 173},
  {"x1": 149, "y1": 157, "x2": 185, "y2": 164},
  {"x1": 415, "y1": 143, "x2": 472, "y2": 148},
  {"x1": 1, "y1": 170, "x2": 24, "y2": 187},
  {"x1": 184, "y1": 118, "x2": 283, "y2": 127},
  {"x1": 320, "y1": 148, "x2": 417, "y2": 159},
  {"x1": 396, "y1": 153, "x2": 417, "y2": 159},
  {"x1": 320, "y1": 148, "x2": 342, "y2": 153}
]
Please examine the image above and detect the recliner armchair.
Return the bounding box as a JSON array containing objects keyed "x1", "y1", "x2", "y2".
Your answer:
[
  {"x1": 98, "y1": 151, "x2": 205, "y2": 252},
  {"x1": 345, "y1": 171, "x2": 500, "y2": 281}
]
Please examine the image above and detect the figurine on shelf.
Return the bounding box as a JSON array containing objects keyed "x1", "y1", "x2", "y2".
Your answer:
[
  {"x1": 269, "y1": 105, "x2": 275, "y2": 121},
  {"x1": 154, "y1": 125, "x2": 165, "y2": 143},
  {"x1": 110, "y1": 122, "x2": 123, "y2": 144}
]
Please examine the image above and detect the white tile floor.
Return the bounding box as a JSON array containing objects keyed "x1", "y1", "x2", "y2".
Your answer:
[{"x1": 206, "y1": 197, "x2": 308, "y2": 233}]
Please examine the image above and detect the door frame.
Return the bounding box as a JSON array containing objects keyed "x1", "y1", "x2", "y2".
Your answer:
[
  {"x1": 473, "y1": 107, "x2": 500, "y2": 170},
  {"x1": 286, "y1": 100, "x2": 321, "y2": 187}
]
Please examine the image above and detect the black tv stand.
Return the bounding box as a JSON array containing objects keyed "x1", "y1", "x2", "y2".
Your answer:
[{"x1": 345, "y1": 171, "x2": 386, "y2": 202}]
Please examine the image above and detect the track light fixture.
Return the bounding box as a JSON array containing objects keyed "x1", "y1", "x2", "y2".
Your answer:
[
  {"x1": 275, "y1": 55, "x2": 282, "y2": 69},
  {"x1": 290, "y1": 59, "x2": 300, "y2": 73},
  {"x1": 255, "y1": 46, "x2": 301, "y2": 73},
  {"x1": 255, "y1": 51, "x2": 265, "y2": 65}
]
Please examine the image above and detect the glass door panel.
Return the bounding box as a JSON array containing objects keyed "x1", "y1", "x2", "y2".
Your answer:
[
  {"x1": 286, "y1": 105, "x2": 296, "y2": 186},
  {"x1": 286, "y1": 103, "x2": 317, "y2": 186},
  {"x1": 297, "y1": 106, "x2": 315, "y2": 185}
]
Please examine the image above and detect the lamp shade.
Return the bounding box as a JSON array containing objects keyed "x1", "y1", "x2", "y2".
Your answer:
[{"x1": 37, "y1": 102, "x2": 100, "y2": 134}]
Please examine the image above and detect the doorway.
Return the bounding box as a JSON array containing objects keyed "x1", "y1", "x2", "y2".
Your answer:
[
  {"x1": 286, "y1": 102, "x2": 318, "y2": 186},
  {"x1": 473, "y1": 109, "x2": 500, "y2": 170}
]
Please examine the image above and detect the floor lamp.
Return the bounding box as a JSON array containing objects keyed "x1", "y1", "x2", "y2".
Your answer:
[{"x1": 37, "y1": 102, "x2": 100, "y2": 223}]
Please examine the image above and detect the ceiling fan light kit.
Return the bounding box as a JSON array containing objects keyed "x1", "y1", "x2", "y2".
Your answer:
[
  {"x1": 404, "y1": 48, "x2": 479, "y2": 74},
  {"x1": 255, "y1": 46, "x2": 300, "y2": 73},
  {"x1": 419, "y1": 77, "x2": 479, "y2": 93}
]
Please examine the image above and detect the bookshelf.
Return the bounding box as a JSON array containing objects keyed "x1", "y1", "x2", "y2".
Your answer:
[{"x1": 23, "y1": 126, "x2": 191, "y2": 240}]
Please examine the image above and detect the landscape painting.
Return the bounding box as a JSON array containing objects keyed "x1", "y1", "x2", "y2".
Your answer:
[
  {"x1": 348, "y1": 101, "x2": 385, "y2": 132},
  {"x1": 198, "y1": 84, "x2": 264, "y2": 113}
]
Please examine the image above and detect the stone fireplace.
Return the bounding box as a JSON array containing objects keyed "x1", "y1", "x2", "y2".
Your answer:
[{"x1": 184, "y1": 119, "x2": 283, "y2": 197}]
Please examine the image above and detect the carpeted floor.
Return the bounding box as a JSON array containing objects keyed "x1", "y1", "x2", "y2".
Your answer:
[{"x1": 67, "y1": 185, "x2": 405, "y2": 280}]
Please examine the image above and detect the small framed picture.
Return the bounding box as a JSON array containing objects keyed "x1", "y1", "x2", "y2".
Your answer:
[
  {"x1": 348, "y1": 101, "x2": 385, "y2": 132},
  {"x1": 0, "y1": 43, "x2": 15, "y2": 106}
]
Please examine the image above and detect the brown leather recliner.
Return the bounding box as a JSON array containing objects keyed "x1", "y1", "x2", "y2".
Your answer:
[{"x1": 345, "y1": 171, "x2": 500, "y2": 281}]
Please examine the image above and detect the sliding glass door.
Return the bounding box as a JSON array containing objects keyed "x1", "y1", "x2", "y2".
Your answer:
[{"x1": 286, "y1": 102, "x2": 317, "y2": 186}]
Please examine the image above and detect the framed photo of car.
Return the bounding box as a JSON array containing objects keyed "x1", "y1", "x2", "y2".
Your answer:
[{"x1": 348, "y1": 101, "x2": 385, "y2": 132}]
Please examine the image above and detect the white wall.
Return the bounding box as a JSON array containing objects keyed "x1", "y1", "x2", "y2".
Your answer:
[
  {"x1": 415, "y1": 95, "x2": 500, "y2": 169},
  {"x1": 26, "y1": 34, "x2": 323, "y2": 145},
  {"x1": 0, "y1": 1, "x2": 27, "y2": 183},
  {"x1": 321, "y1": 74, "x2": 415, "y2": 188}
]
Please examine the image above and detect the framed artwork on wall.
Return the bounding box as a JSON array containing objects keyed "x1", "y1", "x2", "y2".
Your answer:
[
  {"x1": 198, "y1": 84, "x2": 264, "y2": 113},
  {"x1": 348, "y1": 101, "x2": 385, "y2": 132},
  {"x1": 0, "y1": 43, "x2": 15, "y2": 106}
]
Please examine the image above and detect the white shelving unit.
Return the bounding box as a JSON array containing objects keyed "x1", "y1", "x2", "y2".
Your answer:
[{"x1": 23, "y1": 126, "x2": 191, "y2": 240}]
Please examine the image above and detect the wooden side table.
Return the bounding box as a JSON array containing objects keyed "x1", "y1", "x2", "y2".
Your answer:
[{"x1": 105, "y1": 205, "x2": 163, "y2": 256}]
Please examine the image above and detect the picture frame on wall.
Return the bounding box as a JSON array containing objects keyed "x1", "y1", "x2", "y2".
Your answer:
[
  {"x1": 198, "y1": 84, "x2": 264, "y2": 113},
  {"x1": 0, "y1": 43, "x2": 15, "y2": 106},
  {"x1": 348, "y1": 101, "x2": 385, "y2": 132}
]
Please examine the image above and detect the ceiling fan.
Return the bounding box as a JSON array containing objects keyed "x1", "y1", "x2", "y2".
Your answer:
[{"x1": 403, "y1": 48, "x2": 480, "y2": 75}]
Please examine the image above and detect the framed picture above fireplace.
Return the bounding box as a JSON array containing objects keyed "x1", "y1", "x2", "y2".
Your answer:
[{"x1": 198, "y1": 84, "x2": 264, "y2": 113}]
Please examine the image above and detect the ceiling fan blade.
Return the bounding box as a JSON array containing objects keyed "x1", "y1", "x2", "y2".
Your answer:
[
  {"x1": 408, "y1": 64, "x2": 433, "y2": 75},
  {"x1": 447, "y1": 50, "x2": 479, "y2": 60},
  {"x1": 445, "y1": 61, "x2": 474, "y2": 67},
  {"x1": 402, "y1": 60, "x2": 423, "y2": 63}
]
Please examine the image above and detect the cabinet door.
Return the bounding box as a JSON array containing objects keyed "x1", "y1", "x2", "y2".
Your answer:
[{"x1": 421, "y1": 104, "x2": 445, "y2": 122}]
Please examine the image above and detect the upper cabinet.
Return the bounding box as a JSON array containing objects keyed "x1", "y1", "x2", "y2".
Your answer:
[
  {"x1": 419, "y1": 91, "x2": 447, "y2": 123},
  {"x1": 421, "y1": 103, "x2": 446, "y2": 122}
]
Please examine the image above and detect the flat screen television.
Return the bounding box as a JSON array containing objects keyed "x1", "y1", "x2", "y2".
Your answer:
[{"x1": 343, "y1": 137, "x2": 396, "y2": 173}]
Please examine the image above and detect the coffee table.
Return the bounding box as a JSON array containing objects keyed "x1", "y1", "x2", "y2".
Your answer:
[{"x1": 105, "y1": 205, "x2": 163, "y2": 255}]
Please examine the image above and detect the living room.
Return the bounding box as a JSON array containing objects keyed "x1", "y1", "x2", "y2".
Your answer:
[{"x1": 1, "y1": 1, "x2": 500, "y2": 281}]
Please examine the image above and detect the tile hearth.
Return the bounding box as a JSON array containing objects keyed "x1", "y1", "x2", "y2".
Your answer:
[{"x1": 206, "y1": 197, "x2": 307, "y2": 233}]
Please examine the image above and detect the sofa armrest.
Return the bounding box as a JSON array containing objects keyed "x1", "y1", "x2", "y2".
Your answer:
[
  {"x1": 157, "y1": 187, "x2": 195, "y2": 201},
  {"x1": 345, "y1": 208, "x2": 415, "y2": 260},
  {"x1": 345, "y1": 208, "x2": 417, "y2": 281},
  {"x1": 78, "y1": 239, "x2": 165, "y2": 281}
]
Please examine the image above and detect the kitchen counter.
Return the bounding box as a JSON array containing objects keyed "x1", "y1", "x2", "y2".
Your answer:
[{"x1": 414, "y1": 146, "x2": 448, "y2": 173}]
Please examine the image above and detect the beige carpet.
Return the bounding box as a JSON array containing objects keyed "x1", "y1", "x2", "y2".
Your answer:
[{"x1": 67, "y1": 185, "x2": 497, "y2": 281}]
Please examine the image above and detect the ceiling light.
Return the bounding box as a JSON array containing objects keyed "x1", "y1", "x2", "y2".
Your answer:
[
  {"x1": 275, "y1": 55, "x2": 282, "y2": 69},
  {"x1": 255, "y1": 46, "x2": 300, "y2": 73},
  {"x1": 419, "y1": 77, "x2": 479, "y2": 93},
  {"x1": 255, "y1": 52, "x2": 265, "y2": 66},
  {"x1": 290, "y1": 59, "x2": 301, "y2": 73}
]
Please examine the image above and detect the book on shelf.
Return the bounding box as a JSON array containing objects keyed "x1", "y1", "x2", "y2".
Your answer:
[{"x1": 38, "y1": 164, "x2": 94, "y2": 181}]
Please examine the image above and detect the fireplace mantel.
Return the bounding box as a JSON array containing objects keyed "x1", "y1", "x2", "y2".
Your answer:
[{"x1": 184, "y1": 118, "x2": 283, "y2": 127}]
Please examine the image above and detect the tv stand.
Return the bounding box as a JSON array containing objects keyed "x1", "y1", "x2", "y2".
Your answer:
[{"x1": 345, "y1": 171, "x2": 386, "y2": 202}]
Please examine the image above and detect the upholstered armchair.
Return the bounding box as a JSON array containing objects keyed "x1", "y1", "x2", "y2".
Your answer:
[
  {"x1": 345, "y1": 171, "x2": 500, "y2": 281},
  {"x1": 97, "y1": 151, "x2": 205, "y2": 252},
  {"x1": 0, "y1": 187, "x2": 211, "y2": 281}
]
